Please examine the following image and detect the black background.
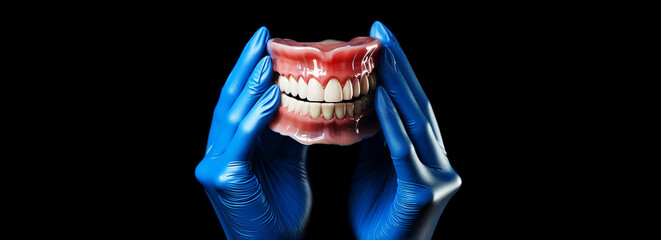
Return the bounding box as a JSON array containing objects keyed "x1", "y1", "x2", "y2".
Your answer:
[
  {"x1": 162, "y1": 11, "x2": 561, "y2": 239},
  {"x1": 23, "y1": 3, "x2": 649, "y2": 239}
]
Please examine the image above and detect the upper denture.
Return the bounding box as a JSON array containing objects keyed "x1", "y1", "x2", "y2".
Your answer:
[
  {"x1": 267, "y1": 37, "x2": 381, "y2": 88},
  {"x1": 267, "y1": 36, "x2": 381, "y2": 145}
]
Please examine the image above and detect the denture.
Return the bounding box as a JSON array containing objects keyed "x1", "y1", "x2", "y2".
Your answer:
[{"x1": 267, "y1": 37, "x2": 381, "y2": 145}]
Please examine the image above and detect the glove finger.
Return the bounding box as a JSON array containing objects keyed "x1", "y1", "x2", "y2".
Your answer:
[
  {"x1": 224, "y1": 85, "x2": 281, "y2": 161},
  {"x1": 206, "y1": 27, "x2": 270, "y2": 154},
  {"x1": 370, "y1": 21, "x2": 444, "y2": 148},
  {"x1": 207, "y1": 56, "x2": 273, "y2": 156},
  {"x1": 215, "y1": 26, "x2": 270, "y2": 118},
  {"x1": 375, "y1": 86, "x2": 423, "y2": 184},
  {"x1": 379, "y1": 47, "x2": 446, "y2": 170}
]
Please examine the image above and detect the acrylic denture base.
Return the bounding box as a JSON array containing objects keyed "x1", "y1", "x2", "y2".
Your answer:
[{"x1": 267, "y1": 37, "x2": 381, "y2": 145}]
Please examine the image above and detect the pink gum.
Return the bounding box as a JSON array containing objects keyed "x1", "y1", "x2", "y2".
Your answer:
[
  {"x1": 269, "y1": 105, "x2": 380, "y2": 145},
  {"x1": 267, "y1": 37, "x2": 381, "y2": 87}
]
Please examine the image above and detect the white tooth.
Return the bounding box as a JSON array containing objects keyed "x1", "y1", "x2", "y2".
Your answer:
[
  {"x1": 354, "y1": 99, "x2": 363, "y2": 115},
  {"x1": 324, "y1": 78, "x2": 342, "y2": 102},
  {"x1": 334, "y1": 103, "x2": 346, "y2": 120},
  {"x1": 300, "y1": 102, "x2": 310, "y2": 116},
  {"x1": 346, "y1": 102, "x2": 354, "y2": 118},
  {"x1": 352, "y1": 78, "x2": 360, "y2": 97},
  {"x1": 342, "y1": 79, "x2": 353, "y2": 100},
  {"x1": 297, "y1": 77, "x2": 307, "y2": 99},
  {"x1": 289, "y1": 76, "x2": 298, "y2": 97},
  {"x1": 283, "y1": 94, "x2": 290, "y2": 107},
  {"x1": 279, "y1": 75, "x2": 290, "y2": 94},
  {"x1": 287, "y1": 96, "x2": 296, "y2": 112},
  {"x1": 309, "y1": 102, "x2": 321, "y2": 119},
  {"x1": 307, "y1": 78, "x2": 324, "y2": 102},
  {"x1": 321, "y1": 103, "x2": 334, "y2": 120},
  {"x1": 294, "y1": 99, "x2": 303, "y2": 114},
  {"x1": 280, "y1": 93, "x2": 287, "y2": 107},
  {"x1": 360, "y1": 75, "x2": 369, "y2": 95},
  {"x1": 369, "y1": 74, "x2": 377, "y2": 91}
]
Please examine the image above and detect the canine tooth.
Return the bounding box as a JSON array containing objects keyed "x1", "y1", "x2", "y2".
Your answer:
[
  {"x1": 334, "y1": 103, "x2": 346, "y2": 120},
  {"x1": 346, "y1": 102, "x2": 354, "y2": 118},
  {"x1": 354, "y1": 99, "x2": 363, "y2": 115},
  {"x1": 309, "y1": 102, "x2": 321, "y2": 119},
  {"x1": 360, "y1": 75, "x2": 369, "y2": 95},
  {"x1": 352, "y1": 78, "x2": 360, "y2": 97},
  {"x1": 297, "y1": 77, "x2": 307, "y2": 99},
  {"x1": 342, "y1": 80, "x2": 353, "y2": 100},
  {"x1": 321, "y1": 103, "x2": 334, "y2": 120},
  {"x1": 307, "y1": 78, "x2": 324, "y2": 101},
  {"x1": 300, "y1": 102, "x2": 310, "y2": 116},
  {"x1": 279, "y1": 75, "x2": 290, "y2": 94},
  {"x1": 294, "y1": 99, "x2": 303, "y2": 114},
  {"x1": 289, "y1": 76, "x2": 298, "y2": 97},
  {"x1": 324, "y1": 78, "x2": 342, "y2": 102}
]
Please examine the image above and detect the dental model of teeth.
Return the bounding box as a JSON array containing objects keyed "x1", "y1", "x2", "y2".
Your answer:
[
  {"x1": 267, "y1": 37, "x2": 382, "y2": 145},
  {"x1": 277, "y1": 74, "x2": 376, "y2": 120}
]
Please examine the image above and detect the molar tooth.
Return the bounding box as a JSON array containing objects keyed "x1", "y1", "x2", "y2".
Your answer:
[
  {"x1": 309, "y1": 102, "x2": 321, "y2": 119},
  {"x1": 334, "y1": 103, "x2": 346, "y2": 120},
  {"x1": 297, "y1": 77, "x2": 307, "y2": 99},
  {"x1": 360, "y1": 75, "x2": 369, "y2": 95},
  {"x1": 346, "y1": 102, "x2": 355, "y2": 118},
  {"x1": 352, "y1": 78, "x2": 360, "y2": 97},
  {"x1": 354, "y1": 99, "x2": 363, "y2": 115},
  {"x1": 294, "y1": 99, "x2": 303, "y2": 114},
  {"x1": 342, "y1": 79, "x2": 353, "y2": 100},
  {"x1": 300, "y1": 102, "x2": 310, "y2": 116},
  {"x1": 279, "y1": 75, "x2": 290, "y2": 94},
  {"x1": 289, "y1": 76, "x2": 298, "y2": 97},
  {"x1": 324, "y1": 78, "x2": 342, "y2": 102},
  {"x1": 321, "y1": 103, "x2": 334, "y2": 120},
  {"x1": 307, "y1": 78, "x2": 324, "y2": 102}
]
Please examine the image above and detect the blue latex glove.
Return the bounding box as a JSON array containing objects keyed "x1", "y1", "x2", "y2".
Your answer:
[
  {"x1": 349, "y1": 21, "x2": 462, "y2": 239},
  {"x1": 195, "y1": 27, "x2": 311, "y2": 240}
]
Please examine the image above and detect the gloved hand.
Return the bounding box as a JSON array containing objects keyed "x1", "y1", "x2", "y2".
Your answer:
[
  {"x1": 195, "y1": 27, "x2": 311, "y2": 240},
  {"x1": 349, "y1": 21, "x2": 462, "y2": 240}
]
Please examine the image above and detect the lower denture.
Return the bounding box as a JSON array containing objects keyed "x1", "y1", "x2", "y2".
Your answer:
[{"x1": 267, "y1": 37, "x2": 381, "y2": 145}]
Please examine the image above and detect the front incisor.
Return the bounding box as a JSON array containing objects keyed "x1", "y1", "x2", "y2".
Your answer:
[
  {"x1": 321, "y1": 103, "x2": 334, "y2": 120},
  {"x1": 307, "y1": 78, "x2": 324, "y2": 102},
  {"x1": 324, "y1": 78, "x2": 342, "y2": 102}
]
